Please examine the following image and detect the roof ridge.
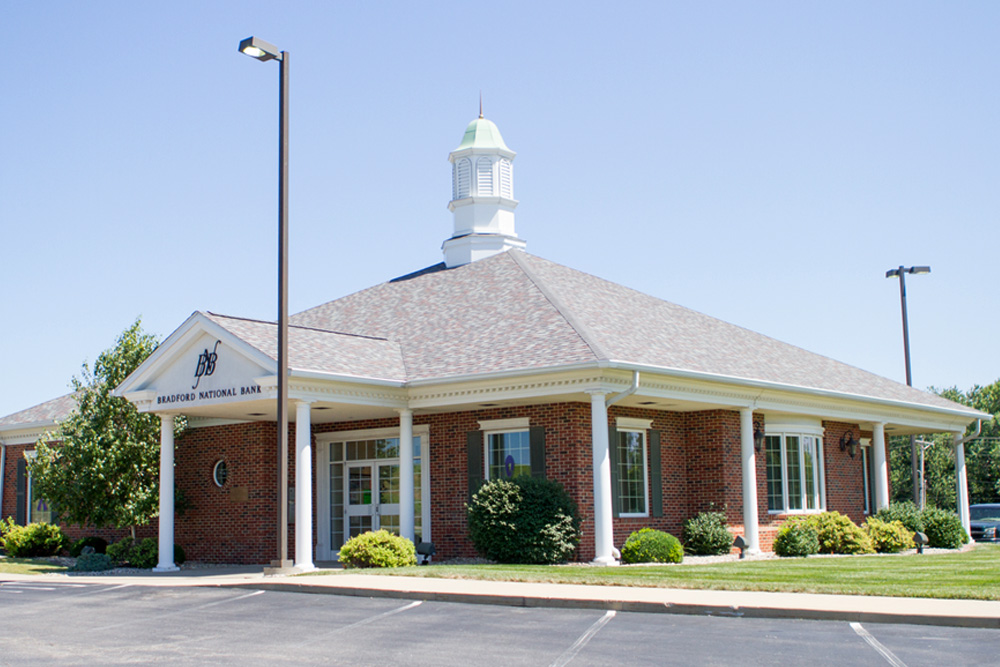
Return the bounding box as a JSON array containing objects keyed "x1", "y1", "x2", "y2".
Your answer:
[
  {"x1": 206, "y1": 311, "x2": 391, "y2": 342},
  {"x1": 507, "y1": 251, "x2": 608, "y2": 362}
]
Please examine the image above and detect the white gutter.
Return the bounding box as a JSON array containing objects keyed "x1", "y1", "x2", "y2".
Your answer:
[
  {"x1": 605, "y1": 371, "x2": 640, "y2": 408},
  {"x1": 956, "y1": 419, "x2": 983, "y2": 447},
  {"x1": 406, "y1": 359, "x2": 987, "y2": 422}
]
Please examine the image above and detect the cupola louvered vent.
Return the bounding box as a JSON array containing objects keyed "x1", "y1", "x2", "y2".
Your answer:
[
  {"x1": 454, "y1": 158, "x2": 471, "y2": 200},
  {"x1": 476, "y1": 157, "x2": 494, "y2": 196},
  {"x1": 499, "y1": 158, "x2": 513, "y2": 199}
]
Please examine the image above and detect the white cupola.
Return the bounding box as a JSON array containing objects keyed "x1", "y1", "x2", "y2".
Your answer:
[{"x1": 442, "y1": 113, "x2": 524, "y2": 268}]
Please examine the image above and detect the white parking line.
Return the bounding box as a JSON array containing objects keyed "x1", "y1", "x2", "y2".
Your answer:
[
  {"x1": 89, "y1": 589, "x2": 266, "y2": 632},
  {"x1": 301, "y1": 600, "x2": 424, "y2": 646},
  {"x1": 850, "y1": 622, "x2": 907, "y2": 667},
  {"x1": 550, "y1": 610, "x2": 616, "y2": 667}
]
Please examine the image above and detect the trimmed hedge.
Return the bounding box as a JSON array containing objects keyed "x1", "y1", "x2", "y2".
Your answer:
[
  {"x1": 873, "y1": 501, "x2": 924, "y2": 534},
  {"x1": 467, "y1": 476, "x2": 581, "y2": 564},
  {"x1": 863, "y1": 517, "x2": 914, "y2": 553},
  {"x1": 773, "y1": 521, "x2": 819, "y2": 557},
  {"x1": 0, "y1": 520, "x2": 68, "y2": 557},
  {"x1": 72, "y1": 552, "x2": 115, "y2": 572},
  {"x1": 106, "y1": 538, "x2": 186, "y2": 568},
  {"x1": 339, "y1": 530, "x2": 416, "y2": 568},
  {"x1": 805, "y1": 512, "x2": 874, "y2": 555},
  {"x1": 621, "y1": 528, "x2": 684, "y2": 564},
  {"x1": 682, "y1": 511, "x2": 732, "y2": 555},
  {"x1": 921, "y1": 507, "x2": 968, "y2": 549}
]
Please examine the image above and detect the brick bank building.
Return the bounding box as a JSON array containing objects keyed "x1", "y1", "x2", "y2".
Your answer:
[{"x1": 1, "y1": 116, "x2": 986, "y2": 569}]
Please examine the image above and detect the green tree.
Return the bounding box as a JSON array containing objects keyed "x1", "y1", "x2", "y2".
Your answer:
[
  {"x1": 27, "y1": 319, "x2": 181, "y2": 538},
  {"x1": 893, "y1": 380, "x2": 1000, "y2": 508}
]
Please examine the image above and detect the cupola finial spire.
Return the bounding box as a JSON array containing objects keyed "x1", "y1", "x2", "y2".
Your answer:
[{"x1": 479, "y1": 91, "x2": 483, "y2": 119}]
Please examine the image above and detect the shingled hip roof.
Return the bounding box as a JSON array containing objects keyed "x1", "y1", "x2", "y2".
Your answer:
[{"x1": 290, "y1": 249, "x2": 972, "y2": 415}]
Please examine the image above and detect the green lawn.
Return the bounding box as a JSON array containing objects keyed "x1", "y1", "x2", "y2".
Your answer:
[
  {"x1": 0, "y1": 557, "x2": 68, "y2": 575},
  {"x1": 315, "y1": 544, "x2": 1000, "y2": 601}
]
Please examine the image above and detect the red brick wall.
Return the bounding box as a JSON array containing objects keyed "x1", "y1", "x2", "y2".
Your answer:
[{"x1": 3, "y1": 408, "x2": 878, "y2": 564}]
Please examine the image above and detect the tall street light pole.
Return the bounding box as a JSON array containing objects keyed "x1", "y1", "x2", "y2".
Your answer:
[
  {"x1": 239, "y1": 36, "x2": 292, "y2": 569},
  {"x1": 885, "y1": 265, "x2": 931, "y2": 506}
]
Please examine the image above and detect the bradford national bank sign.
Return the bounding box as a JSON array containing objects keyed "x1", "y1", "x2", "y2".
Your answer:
[{"x1": 154, "y1": 337, "x2": 265, "y2": 407}]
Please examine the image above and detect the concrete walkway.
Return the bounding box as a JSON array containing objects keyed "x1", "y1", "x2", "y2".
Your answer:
[{"x1": 4, "y1": 566, "x2": 999, "y2": 629}]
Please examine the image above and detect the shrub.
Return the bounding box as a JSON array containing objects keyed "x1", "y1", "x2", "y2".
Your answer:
[
  {"x1": 467, "y1": 476, "x2": 581, "y2": 564},
  {"x1": 621, "y1": 528, "x2": 684, "y2": 564},
  {"x1": 682, "y1": 511, "x2": 732, "y2": 555},
  {"x1": 863, "y1": 518, "x2": 914, "y2": 553},
  {"x1": 106, "y1": 537, "x2": 185, "y2": 568},
  {"x1": 338, "y1": 530, "x2": 416, "y2": 568},
  {"x1": 805, "y1": 512, "x2": 874, "y2": 555},
  {"x1": 921, "y1": 507, "x2": 968, "y2": 549},
  {"x1": 70, "y1": 536, "x2": 109, "y2": 558},
  {"x1": 0, "y1": 521, "x2": 68, "y2": 557},
  {"x1": 873, "y1": 501, "x2": 924, "y2": 534},
  {"x1": 773, "y1": 521, "x2": 819, "y2": 557},
  {"x1": 72, "y1": 552, "x2": 115, "y2": 572}
]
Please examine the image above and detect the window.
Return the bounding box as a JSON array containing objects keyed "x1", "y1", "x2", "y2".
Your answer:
[
  {"x1": 21, "y1": 452, "x2": 54, "y2": 525},
  {"x1": 616, "y1": 429, "x2": 648, "y2": 516},
  {"x1": 765, "y1": 428, "x2": 825, "y2": 513},
  {"x1": 466, "y1": 419, "x2": 545, "y2": 501},
  {"x1": 486, "y1": 430, "x2": 531, "y2": 480}
]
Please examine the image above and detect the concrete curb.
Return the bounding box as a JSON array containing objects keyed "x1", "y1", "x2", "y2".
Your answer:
[{"x1": 221, "y1": 581, "x2": 1000, "y2": 629}]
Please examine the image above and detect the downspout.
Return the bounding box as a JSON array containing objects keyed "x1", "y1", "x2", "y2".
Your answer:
[{"x1": 605, "y1": 371, "x2": 640, "y2": 408}]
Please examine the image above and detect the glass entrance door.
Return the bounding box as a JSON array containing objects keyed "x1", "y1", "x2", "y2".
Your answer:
[{"x1": 345, "y1": 462, "x2": 400, "y2": 538}]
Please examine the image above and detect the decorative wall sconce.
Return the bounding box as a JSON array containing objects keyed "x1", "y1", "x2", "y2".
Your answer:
[
  {"x1": 753, "y1": 426, "x2": 765, "y2": 453},
  {"x1": 839, "y1": 431, "x2": 859, "y2": 458}
]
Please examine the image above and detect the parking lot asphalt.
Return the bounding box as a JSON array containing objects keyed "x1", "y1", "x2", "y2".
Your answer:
[{"x1": 3, "y1": 566, "x2": 998, "y2": 629}]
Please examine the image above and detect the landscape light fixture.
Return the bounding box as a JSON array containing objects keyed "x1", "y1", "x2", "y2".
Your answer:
[
  {"x1": 885, "y1": 265, "x2": 931, "y2": 505},
  {"x1": 239, "y1": 35, "x2": 292, "y2": 570},
  {"x1": 733, "y1": 534, "x2": 748, "y2": 559}
]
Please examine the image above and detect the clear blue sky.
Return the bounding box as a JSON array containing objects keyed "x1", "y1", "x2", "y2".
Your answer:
[{"x1": 2, "y1": 1, "x2": 998, "y2": 417}]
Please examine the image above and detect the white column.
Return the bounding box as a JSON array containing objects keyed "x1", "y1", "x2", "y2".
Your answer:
[
  {"x1": 294, "y1": 400, "x2": 314, "y2": 570},
  {"x1": 154, "y1": 414, "x2": 178, "y2": 572},
  {"x1": 954, "y1": 433, "x2": 971, "y2": 542},
  {"x1": 872, "y1": 423, "x2": 890, "y2": 511},
  {"x1": 589, "y1": 391, "x2": 616, "y2": 565},
  {"x1": 739, "y1": 408, "x2": 761, "y2": 555},
  {"x1": 398, "y1": 408, "x2": 415, "y2": 544}
]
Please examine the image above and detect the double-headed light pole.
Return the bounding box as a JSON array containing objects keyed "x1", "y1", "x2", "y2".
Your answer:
[
  {"x1": 239, "y1": 36, "x2": 292, "y2": 569},
  {"x1": 885, "y1": 265, "x2": 931, "y2": 505}
]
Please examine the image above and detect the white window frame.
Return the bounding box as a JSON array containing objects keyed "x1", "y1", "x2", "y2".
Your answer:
[
  {"x1": 615, "y1": 417, "x2": 652, "y2": 518},
  {"x1": 23, "y1": 451, "x2": 53, "y2": 524},
  {"x1": 480, "y1": 417, "x2": 531, "y2": 481},
  {"x1": 766, "y1": 421, "x2": 826, "y2": 515}
]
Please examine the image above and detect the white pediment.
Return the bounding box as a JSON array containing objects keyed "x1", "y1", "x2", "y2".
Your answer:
[{"x1": 116, "y1": 312, "x2": 275, "y2": 412}]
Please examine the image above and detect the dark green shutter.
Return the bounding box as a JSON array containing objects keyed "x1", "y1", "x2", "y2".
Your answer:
[
  {"x1": 529, "y1": 426, "x2": 546, "y2": 478},
  {"x1": 15, "y1": 458, "x2": 26, "y2": 525},
  {"x1": 466, "y1": 430, "x2": 484, "y2": 503},
  {"x1": 649, "y1": 430, "x2": 663, "y2": 518},
  {"x1": 608, "y1": 427, "x2": 620, "y2": 518}
]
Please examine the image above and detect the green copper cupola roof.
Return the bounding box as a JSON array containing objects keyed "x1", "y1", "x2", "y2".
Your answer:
[{"x1": 455, "y1": 116, "x2": 511, "y2": 151}]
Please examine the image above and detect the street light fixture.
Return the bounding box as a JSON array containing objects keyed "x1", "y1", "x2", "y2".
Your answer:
[
  {"x1": 240, "y1": 35, "x2": 292, "y2": 571},
  {"x1": 885, "y1": 265, "x2": 931, "y2": 505}
]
